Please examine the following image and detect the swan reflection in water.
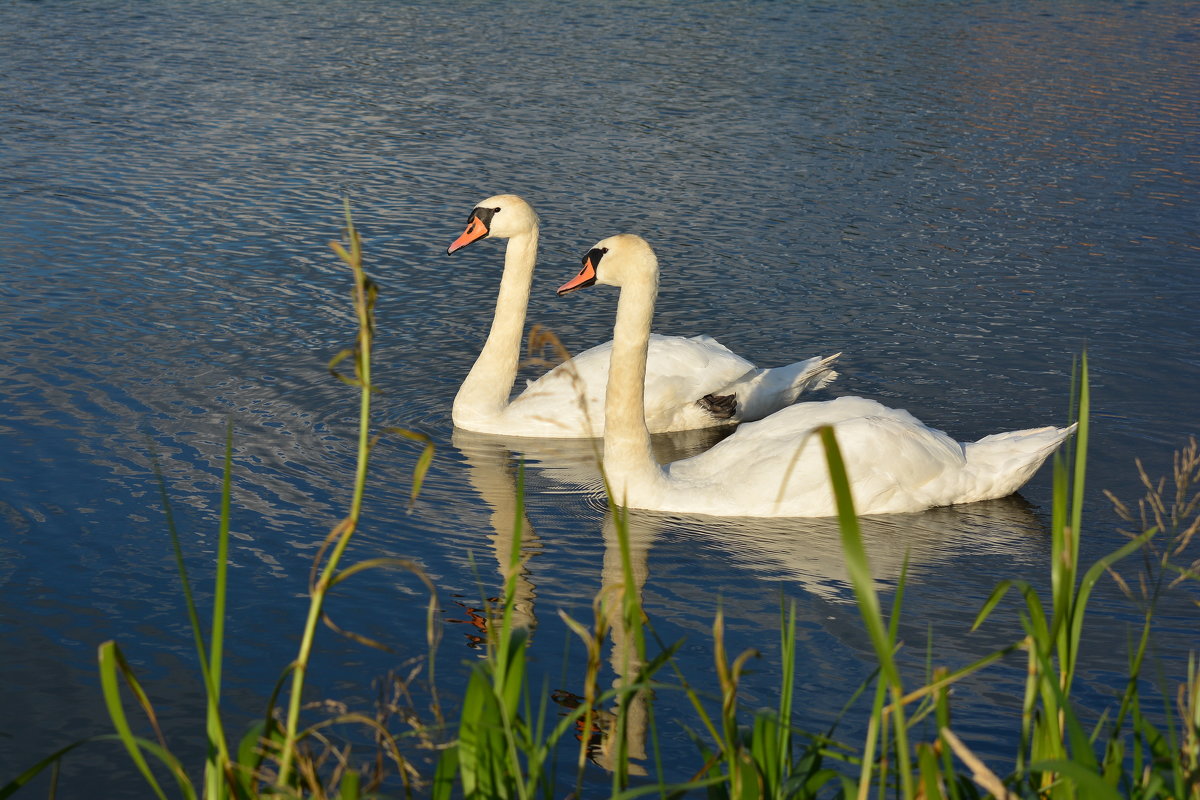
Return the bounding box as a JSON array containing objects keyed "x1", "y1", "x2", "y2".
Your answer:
[
  {"x1": 450, "y1": 427, "x2": 730, "y2": 636},
  {"x1": 451, "y1": 426, "x2": 729, "y2": 772},
  {"x1": 650, "y1": 495, "x2": 1046, "y2": 603},
  {"x1": 450, "y1": 426, "x2": 1046, "y2": 773}
]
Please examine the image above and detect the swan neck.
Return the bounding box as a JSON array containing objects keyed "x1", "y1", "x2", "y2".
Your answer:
[
  {"x1": 453, "y1": 227, "x2": 538, "y2": 424},
  {"x1": 604, "y1": 272, "x2": 663, "y2": 500}
]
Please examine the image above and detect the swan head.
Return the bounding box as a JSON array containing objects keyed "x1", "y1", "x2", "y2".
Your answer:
[
  {"x1": 447, "y1": 194, "x2": 539, "y2": 254},
  {"x1": 557, "y1": 233, "x2": 658, "y2": 296}
]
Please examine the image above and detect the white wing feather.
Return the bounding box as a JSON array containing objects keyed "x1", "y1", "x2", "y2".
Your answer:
[
  {"x1": 502, "y1": 334, "x2": 787, "y2": 437},
  {"x1": 656, "y1": 396, "x2": 1073, "y2": 517}
]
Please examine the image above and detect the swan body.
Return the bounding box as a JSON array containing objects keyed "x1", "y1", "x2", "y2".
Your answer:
[
  {"x1": 558, "y1": 233, "x2": 1075, "y2": 518},
  {"x1": 448, "y1": 194, "x2": 838, "y2": 438}
]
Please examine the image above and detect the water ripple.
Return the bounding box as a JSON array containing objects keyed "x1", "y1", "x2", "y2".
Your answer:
[{"x1": 1, "y1": 0, "x2": 1197, "y2": 791}]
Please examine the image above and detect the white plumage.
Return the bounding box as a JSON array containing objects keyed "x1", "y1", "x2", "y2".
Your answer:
[
  {"x1": 505, "y1": 334, "x2": 838, "y2": 437},
  {"x1": 447, "y1": 194, "x2": 838, "y2": 438},
  {"x1": 559, "y1": 233, "x2": 1075, "y2": 518}
]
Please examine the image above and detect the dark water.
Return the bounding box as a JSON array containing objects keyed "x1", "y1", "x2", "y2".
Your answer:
[{"x1": 1, "y1": 1, "x2": 1197, "y2": 795}]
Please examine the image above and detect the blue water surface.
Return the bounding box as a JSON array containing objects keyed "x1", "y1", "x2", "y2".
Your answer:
[{"x1": 1, "y1": 1, "x2": 1197, "y2": 796}]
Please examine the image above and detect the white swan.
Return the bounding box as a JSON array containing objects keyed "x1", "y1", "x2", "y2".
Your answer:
[
  {"x1": 447, "y1": 194, "x2": 839, "y2": 438},
  {"x1": 557, "y1": 233, "x2": 1076, "y2": 518}
]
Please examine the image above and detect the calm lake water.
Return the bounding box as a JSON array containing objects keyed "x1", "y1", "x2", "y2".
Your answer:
[{"x1": 1, "y1": 1, "x2": 1197, "y2": 796}]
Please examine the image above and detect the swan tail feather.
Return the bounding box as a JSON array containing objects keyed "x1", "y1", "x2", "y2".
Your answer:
[
  {"x1": 960, "y1": 422, "x2": 1078, "y2": 502},
  {"x1": 719, "y1": 352, "x2": 841, "y2": 423}
]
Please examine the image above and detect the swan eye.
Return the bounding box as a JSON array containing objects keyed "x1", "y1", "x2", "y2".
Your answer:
[
  {"x1": 473, "y1": 206, "x2": 499, "y2": 229},
  {"x1": 582, "y1": 246, "x2": 608, "y2": 267}
]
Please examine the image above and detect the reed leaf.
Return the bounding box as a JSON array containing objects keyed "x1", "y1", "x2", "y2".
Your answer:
[
  {"x1": 0, "y1": 739, "x2": 99, "y2": 800},
  {"x1": 203, "y1": 419, "x2": 236, "y2": 799},
  {"x1": 380, "y1": 426, "x2": 436, "y2": 506},
  {"x1": 321, "y1": 556, "x2": 441, "y2": 652},
  {"x1": 609, "y1": 772, "x2": 728, "y2": 799},
  {"x1": 1070, "y1": 353, "x2": 1090, "y2": 571},
  {"x1": 817, "y1": 427, "x2": 897, "y2": 687},
  {"x1": 153, "y1": 433, "x2": 235, "y2": 789},
  {"x1": 748, "y1": 605, "x2": 798, "y2": 799},
  {"x1": 97, "y1": 640, "x2": 193, "y2": 800},
  {"x1": 1029, "y1": 759, "x2": 1121, "y2": 800},
  {"x1": 917, "y1": 741, "x2": 946, "y2": 800},
  {"x1": 1065, "y1": 530, "x2": 1157, "y2": 690},
  {"x1": 819, "y1": 424, "x2": 914, "y2": 799},
  {"x1": 431, "y1": 738, "x2": 459, "y2": 800}
]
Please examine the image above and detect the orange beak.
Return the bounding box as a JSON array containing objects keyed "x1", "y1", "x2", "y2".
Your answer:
[
  {"x1": 557, "y1": 257, "x2": 598, "y2": 296},
  {"x1": 447, "y1": 215, "x2": 489, "y2": 254}
]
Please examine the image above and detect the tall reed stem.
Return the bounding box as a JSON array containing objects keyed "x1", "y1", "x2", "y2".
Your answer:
[{"x1": 276, "y1": 201, "x2": 374, "y2": 788}]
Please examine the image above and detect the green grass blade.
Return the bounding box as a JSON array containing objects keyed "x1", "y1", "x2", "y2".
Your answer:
[
  {"x1": 455, "y1": 664, "x2": 494, "y2": 798},
  {"x1": 327, "y1": 347, "x2": 363, "y2": 388},
  {"x1": 1029, "y1": 759, "x2": 1121, "y2": 800},
  {"x1": 150, "y1": 448, "x2": 215, "y2": 690},
  {"x1": 773, "y1": 601, "x2": 798, "y2": 798},
  {"x1": 210, "y1": 419, "x2": 233, "y2": 694},
  {"x1": 970, "y1": 580, "x2": 1017, "y2": 631},
  {"x1": 609, "y1": 772, "x2": 729, "y2": 799},
  {"x1": 750, "y1": 712, "x2": 780, "y2": 797},
  {"x1": 202, "y1": 420, "x2": 235, "y2": 799},
  {"x1": 97, "y1": 641, "x2": 192, "y2": 800},
  {"x1": 1069, "y1": 352, "x2": 1089, "y2": 567},
  {"x1": 0, "y1": 739, "x2": 98, "y2": 799},
  {"x1": 340, "y1": 768, "x2": 361, "y2": 800},
  {"x1": 819, "y1": 425, "x2": 914, "y2": 799},
  {"x1": 817, "y1": 426, "x2": 896, "y2": 685},
  {"x1": 917, "y1": 742, "x2": 946, "y2": 800},
  {"x1": 432, "y1": 742, "x2": 459, "y2": 800},
  {"x1": 1066, "y1": 530, "x2": 1156, "y2": 685}
]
